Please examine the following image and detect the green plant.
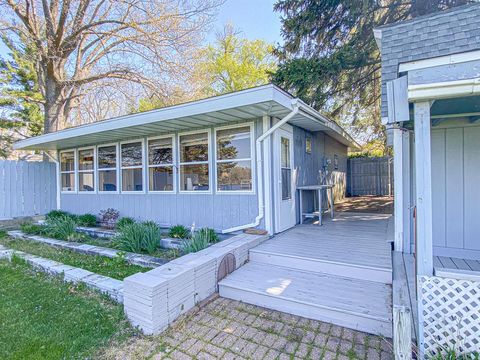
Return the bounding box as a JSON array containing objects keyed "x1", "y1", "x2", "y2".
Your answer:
[
  {"x1": 45, "y1": 210, "x2": 72, "y2": 221},
  {"x1": 44, "y1": 215, "x2": 77, "y2": 240},
  {"x1": 116, "y1": 217, "x2": 135, "y2": 230},
  {"x1": 182, "y1": 230, "x2": 210, "y2": 254},
  {"x1": 20, "y1": 222, "x2": 45, "y2": 235},
  {"x1": 429, "y1": 349, "x2": 479, "y2": 360},
  {"x1": 114, "y1": 222, "x2": 160, "y2": 254},
  {"x1": 168, "y1": 224, "x2": 190, "y2": 239},
  {"x1": 77, "y1": 214, "x2": 97, "y2": 227},
  {"x1": 197, "y1": 227, "x2": 219, "y2": 243}
]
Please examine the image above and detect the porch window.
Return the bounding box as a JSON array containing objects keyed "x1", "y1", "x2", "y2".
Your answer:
[
  {"x1": 215, "y1": 125, "x2": 253, "y2": 192},
  {"x1": 97, "y1": 145, "x2": 117, "y2": 192},
  {"x1": 121, "y1": 141, "x2": 143, "y2": 192},
  {"x1": 78, "y1": 148, "x2": 95, "y2": 192},
  {"x1": 60, "y1": 151, "x2": 75, "y2": 192},
  {"x1": 179, "y1": 132, "x2": 209, "y2": 191},
  {"x1": 148, "y1": 136, "x2": 174, "y2": 192}
]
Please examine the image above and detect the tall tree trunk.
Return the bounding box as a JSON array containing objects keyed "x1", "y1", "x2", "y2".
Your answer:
[{"x1": 43, "y1": 78, "x2": 66, "y2": 133}]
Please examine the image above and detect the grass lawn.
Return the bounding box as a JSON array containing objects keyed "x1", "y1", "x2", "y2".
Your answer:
[
  {"x1": 0, "y1": 234, "x2": 150, "y2": 280},
  {"x1": 0, "y1": 259, "x2": 136, "y2": 360}
]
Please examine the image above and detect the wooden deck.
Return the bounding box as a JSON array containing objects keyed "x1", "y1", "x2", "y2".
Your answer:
[
  {"x1": 219, "y1": 212, "x2": 394, "y2": 337},
  {"x1": 251, "y1": 212, "x2": 393, "y2": 283},
  {"x1": 434, "y1": 256, "x2": 480, "y2": 281}
]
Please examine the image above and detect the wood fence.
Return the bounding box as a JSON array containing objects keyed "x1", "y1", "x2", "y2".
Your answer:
[
  {"x1": 0, "y1": 160, "x2": 56, "y2": 219},
  {"x1": 347, "y1": 157, "x2": 393, "y2": 196}
]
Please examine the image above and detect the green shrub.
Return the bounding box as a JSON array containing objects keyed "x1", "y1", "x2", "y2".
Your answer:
[
  {"x1": 197, "y1": 228, "x2": 219, "y2": 243},
  {"x1": 45, "y1": 216, "x2": 77, "y2": 240},
  {"x1": 168, "y1": 224, "x2": 190, "y2": 239},
  {"x1": 114, "y1": 222, "x2": 160, "y2": 254},
  {"x1": 77, "y1": 214, "x2": 97, "y2": 227},
  {"x1": 20, "y1": 222, "x2": 45, "y2": 235},
  {"x1": 116, "y1": 217, "x2": 135, "y2": 230},
  {"x1": 182, "y1": 231, "x2": 210, "y2": 254},
  {"x1": 45, "y1": 210, "x2": 72, "y2": 221}
]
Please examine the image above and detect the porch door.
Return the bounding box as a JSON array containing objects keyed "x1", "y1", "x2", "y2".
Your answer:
[{"x1": 274, "y1": 127, "x2": 296, "y2": 233}]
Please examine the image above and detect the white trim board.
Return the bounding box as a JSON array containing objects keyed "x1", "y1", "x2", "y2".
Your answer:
[{"x1": 399, "y1": 50, "x2": 480, "y2": 73}]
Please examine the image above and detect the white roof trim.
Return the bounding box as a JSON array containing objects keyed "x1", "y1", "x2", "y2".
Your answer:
[
  {"x1": 399, "y1": 50, "x2": 480, "y2": 73},
  {"x1": 14, "y1": 84, "x2": 358, "y2": 150},
  {"x1": 408, "y1": 77, "x2": 480, "y2": 101},
  {"x1": 14, "y1": 84, "x2": 293, "y2": 150}
]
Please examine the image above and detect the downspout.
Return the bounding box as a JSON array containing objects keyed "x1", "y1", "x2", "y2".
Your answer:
[
  {"x1": 222, "y1": 100, "x2": 300, "y2": 233},
  {"x1": 43, "y1": 151, "x2": 61, "y2": 210}
]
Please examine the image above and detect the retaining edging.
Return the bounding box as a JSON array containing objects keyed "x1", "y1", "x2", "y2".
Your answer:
[
  {"x1": 123, "y1": 232, "x2": 269, "y2": 334},
  {"x1": 8, "y1": 231, "x2": 167, "y2": 268},
  {"x1": 0, "y1": 244, "x2": 123, "y2": 302}
]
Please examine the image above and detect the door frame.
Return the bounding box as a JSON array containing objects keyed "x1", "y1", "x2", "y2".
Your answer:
[{"x1": 273, "y1": 124, "x2": 296, "y2": 233}]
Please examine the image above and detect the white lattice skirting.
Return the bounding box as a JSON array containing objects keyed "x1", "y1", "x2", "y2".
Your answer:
[{"x1": 420, "y1": 275, "x2": 480, "y2": 356}]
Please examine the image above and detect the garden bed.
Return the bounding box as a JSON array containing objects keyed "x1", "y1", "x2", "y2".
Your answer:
[{"x1": 0, "y1": 233, "x2": 148, "y2": 280}]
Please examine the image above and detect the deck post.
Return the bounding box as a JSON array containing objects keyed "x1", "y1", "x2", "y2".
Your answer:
[
  {"x1": 413, "y1": 101, "x2": 434, "y2": 357},
  {"x1": 413, "y1": 102, "x2": 433, "y2": 276},
  {"x1": 393, "y1": 128, "x2": 412, "y2": 253}
]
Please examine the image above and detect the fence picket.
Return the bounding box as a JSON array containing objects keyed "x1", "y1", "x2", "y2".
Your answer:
[
  {"x1": 347, "y1": 157, "x2": 393, "y2": 196},
  {"x1": 0, "y1": 160, "x2": 56, "y2": 219}
]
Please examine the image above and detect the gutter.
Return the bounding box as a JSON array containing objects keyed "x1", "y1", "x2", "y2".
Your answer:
[
  {"x1": 43, "y1": 151, "x2": 61, "y2": 210},
  {"x1": 222, "y1": 101, "x2": 300, "y2": 234}
]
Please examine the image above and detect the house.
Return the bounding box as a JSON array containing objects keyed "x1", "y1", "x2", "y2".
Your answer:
[
  {"x1": 375, "y1": 3, "x2": 480, "y2": 357},
  {"x1": 13, "y1": 84, "x2": 357, "y2": 235}
]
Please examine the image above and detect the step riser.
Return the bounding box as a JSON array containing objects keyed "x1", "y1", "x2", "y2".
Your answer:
[
  {"x1": 250, "y1": 251, "x2": 392, "y2": 284},
  {"x1": 219, "y1": 284, "x2": 392, "y2": 338}
]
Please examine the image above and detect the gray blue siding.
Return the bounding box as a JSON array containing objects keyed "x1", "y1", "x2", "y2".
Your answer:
[
  {"x1": 431, "y1": 124, "x2": 480, "y2": 260},
  {"x1": 59, "y1": 118, "x2": 348, "y2": 231}
]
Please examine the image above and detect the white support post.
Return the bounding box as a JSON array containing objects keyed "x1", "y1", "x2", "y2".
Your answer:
[
  {"x1": 414, "y1": 101, "x2": 433, "y2": 358},
  {"x1": 393, "y1": 128, "x2": 405, "y2": 252},
  {"x1": 413, "y1": 102, "x2": 433, "y2": 276},
  {"x1": 393, "y1": 128, "x2": 412, "y2": 253}
]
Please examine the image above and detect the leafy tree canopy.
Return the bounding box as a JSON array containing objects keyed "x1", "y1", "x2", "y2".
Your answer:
[
  {"x1": 0, "y1": 37, "x2": 43, "y2": 158},
  {"x1": 196, "y1": 25, "x2": 277, "y2": 95},
  {"x1": 272, "y1": 0, "x2": 472, "y2": 153}
]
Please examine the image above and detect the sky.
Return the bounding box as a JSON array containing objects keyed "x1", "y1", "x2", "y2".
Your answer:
[
  {"x1": 210, "y1": 0, "x2": 283, "y2": 44},
  {"x1": 0, "y1": 0, "x2": 283, "y2": 58}
]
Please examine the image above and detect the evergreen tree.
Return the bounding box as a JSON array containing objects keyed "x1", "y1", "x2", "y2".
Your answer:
[
  {"x1": 272, "y1": 0, "x2": 471, "y2": 153},
  {"x1": 0, "y1": 37, "x2": 43, "y2": 158}
]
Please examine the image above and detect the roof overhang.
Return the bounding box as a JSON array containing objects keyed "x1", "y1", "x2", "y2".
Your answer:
[{"x1": 14, "y1": 84, "x2": 358, "y2": 151}]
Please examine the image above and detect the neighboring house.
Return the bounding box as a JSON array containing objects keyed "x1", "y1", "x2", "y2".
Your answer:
[
  {"x1": 375, "y1": 3, "x2": 480, "y2": 357},
  {"x1": 13, "y1": 84, "x2": 356, "y2": 235}
]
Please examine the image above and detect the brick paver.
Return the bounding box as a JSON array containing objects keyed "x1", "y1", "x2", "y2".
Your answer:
[{"x1": 102, "y1": 297, "x2": 393, "y2": 359}]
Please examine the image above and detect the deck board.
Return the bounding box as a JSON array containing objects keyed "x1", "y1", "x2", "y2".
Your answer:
[
  {"x1": 220, "y1": 262, "x2": 392, "y2": 321},
  {"x1": 434, "y1": 256, "x2": 480, "y2": 281},
  {"x1": 254, "y1": 212, "x2": 392, "y2": 270}
]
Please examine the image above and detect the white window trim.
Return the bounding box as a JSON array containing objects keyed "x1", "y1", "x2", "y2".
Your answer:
[
  {"x1": 178, "y1": 129, "x2": 212, "y2": 194},
  {"x1": 97, "y1": 142, "x2": 119, "y2": 194},
  {"x1": 77, "y1": 146, "x2": 96, "y2": 194},
  {"x1": 214, "y1": 122, "x2": 255, "y2": 195},
  {"x1": 120, "y1": 139, "x2": 146, "y2": 194},
  {"x1": 147, "y1": 134, "x2": 176, "y2": 194},
  {"x1": 60, "y1": 149, "x2": 77, "y2": 194}
]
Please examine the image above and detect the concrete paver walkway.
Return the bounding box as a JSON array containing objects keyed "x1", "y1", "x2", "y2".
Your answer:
[{"x1": 101, "y1": 297, "x2": 393, "y2": 360}]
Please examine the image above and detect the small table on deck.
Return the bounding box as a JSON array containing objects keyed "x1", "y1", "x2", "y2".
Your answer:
[{"x1": 297, "y1": 185, "x2": 335, "y2": 226}]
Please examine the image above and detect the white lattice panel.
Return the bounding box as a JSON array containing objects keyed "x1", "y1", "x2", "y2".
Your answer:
[{"x1": 420, "y1": 275, "x2": 480, "y2": 355}]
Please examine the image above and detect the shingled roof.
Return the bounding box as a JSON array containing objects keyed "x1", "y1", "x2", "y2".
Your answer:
[{"x1": 376, "y1": 3, "x2": 480, "y2": 119}]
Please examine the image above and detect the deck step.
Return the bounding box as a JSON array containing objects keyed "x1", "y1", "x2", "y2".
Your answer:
[
  {"x1": 219, "y1": 262, "x2": 392, "y2": 338},
  {"x1": 249, "y1": 249, "x2": 392, "y2": 284}
]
